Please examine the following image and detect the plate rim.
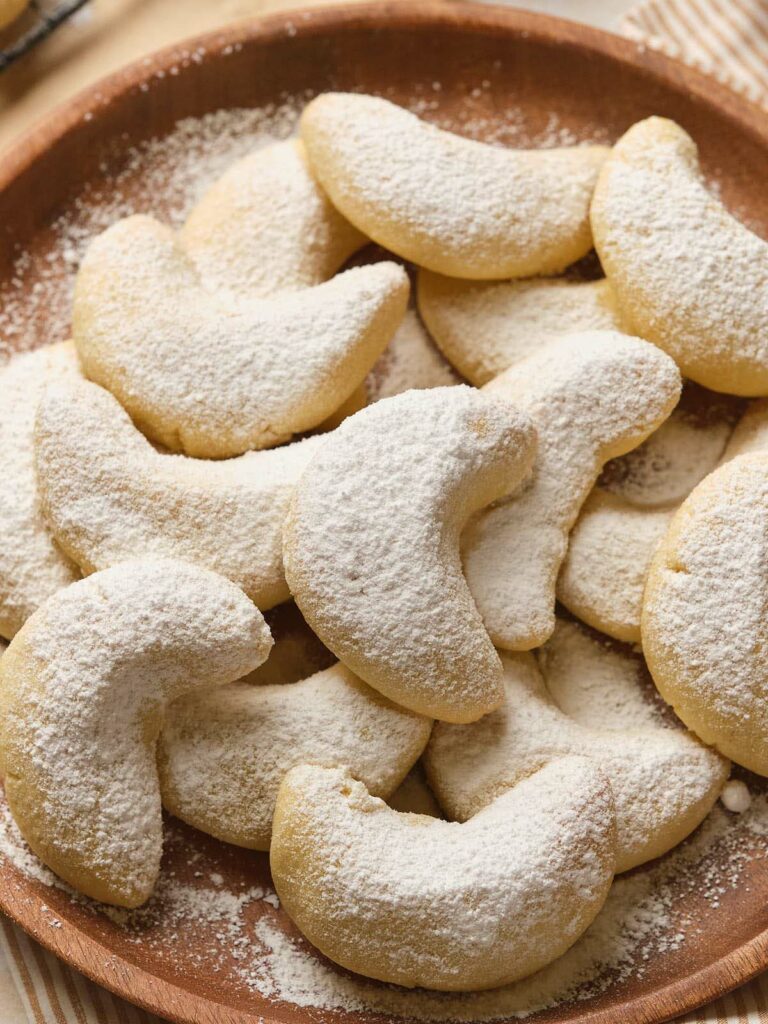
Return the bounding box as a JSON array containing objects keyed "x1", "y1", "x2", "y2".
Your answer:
[{"x1": 1, "y1": 2, "x2": 768, "y2": 1021}]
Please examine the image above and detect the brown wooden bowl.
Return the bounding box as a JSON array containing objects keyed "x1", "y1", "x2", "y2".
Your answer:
[{"x1": 1, "y1": 3, "x2": 768, "y2": 1022}]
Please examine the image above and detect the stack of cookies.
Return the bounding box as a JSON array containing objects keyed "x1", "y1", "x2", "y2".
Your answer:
[{"x1": 1, "y1": 92, "x2": 765, "y2": 993}]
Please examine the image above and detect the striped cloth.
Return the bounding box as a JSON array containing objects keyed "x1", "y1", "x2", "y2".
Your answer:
[
  {"x1": 4, "y1": 1, "x2": 768, "y2": 1022},
  {"x1": 620, "y1": 0, "x2": 768, "y2": 108}
]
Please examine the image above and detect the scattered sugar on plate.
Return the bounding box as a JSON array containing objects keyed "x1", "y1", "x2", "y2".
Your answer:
[{"x1": 1, "y1": 782, "x2": 767, "y2": 1021}]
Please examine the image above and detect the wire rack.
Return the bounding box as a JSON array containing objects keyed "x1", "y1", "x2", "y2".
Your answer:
[{"x1": 0, "y1": 0, "x2": 90, "y2": 71}]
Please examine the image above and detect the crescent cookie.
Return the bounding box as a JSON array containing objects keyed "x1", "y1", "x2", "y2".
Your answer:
[
  {"x1": 558, "y1": 384, "x2": 740, "y2": 642},
  {"x1": 425, "y1": 633, "x2": 727, "y2": 872},
  {"x1": 591, "y1": 116, "x2": 768, "y2": 396},
  {"x1": 463, "y1": 331, "x2": 681, "y2": 650},
  {"x1": 643, "y1": 453, "x2": 768, "y2": 776},
  {"x1": 418, "y1": 274, "x2": 625, "y2": 385},
  {"x1": 158, "y1": 662, "x2": 431, "y2": 850},
  {"x1": 73, "y1": 214, "x2": 408, "y2": 458},
  {"x1": 283, "y1": 386, "x2": 538, "y2": 722},
  {"x1": 557, "y1": 491, "x2": 674, "y2": 643},
  {"x1": 270, "y1": 760, "x2": 616, "y2": 990},
  {"x1": 300, "y1": 93, "x2": 609, "y2": 280},
  {"x1": 34, "y1": 376, "x2": 323, "y2": 609},
  {"x1": 0, "y1": 559, "x2": 271, "y2": 906},
  {"x1": 180, "y1": 138, "x2": 365, "y2": 298},
  {"x1": 0, "y1": 344, "x2": 81, "y2": 639}
]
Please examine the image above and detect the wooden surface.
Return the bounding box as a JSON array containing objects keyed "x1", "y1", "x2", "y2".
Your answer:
[{"x1": 1, "y1": 3, "x2": 768, "y2": 1023}]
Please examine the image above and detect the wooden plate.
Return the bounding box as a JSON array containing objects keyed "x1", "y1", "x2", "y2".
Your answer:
[{"x1": 1, "y1": 3, "x2": 768, "y2": 1022}]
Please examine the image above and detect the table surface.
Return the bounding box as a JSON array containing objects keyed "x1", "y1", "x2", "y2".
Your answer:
[{"x1": 0, "y1": 0, "x2": 637, "y2": 1019}]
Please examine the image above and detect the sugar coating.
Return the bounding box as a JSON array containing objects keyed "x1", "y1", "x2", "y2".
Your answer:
[
  {"x1": 283, "y1": 386, "x2": 537, "y2": 722},
  {"x1": 73, "y1": 214, "x2": 408, "y2": 458},
  {"x1": 35, "y1": 376, "x2": 322, "y2": 608},
  {"x1": 270, "y1": 760, "x2": 616, "y2": 991},
  {"x1": 426, "y1": 642, "x2": 727, "y2": 873},
  {"x1": 643, "y1": 453, "x2": 768, "y2": 777},
  {"x1": 180, "y1": 138, "x2": 364, "y2": 299},
  {"x1": 0, "y1": 559, "x2": 271, "y2": 907},
  {"x1": 463, "y1": 330, "x2": 681, "y2": 651},
  {"x1": 0, "y1": 345, "x2": 80, "y2": 639},
  {"x1": 158, "y1": 662, "x2": 432, "y2": 850},
  {"x1": 418, "y1": 274, "x2": 625, "y2": 385},
  {"x1": 300, "y1": 93, "x2": 609, "y2": 280},
  {"x1": 592, "y1": 116, "x2": 768, "y2": 396}
]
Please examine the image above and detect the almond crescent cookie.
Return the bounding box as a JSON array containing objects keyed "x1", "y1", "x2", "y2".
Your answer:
[
  {"x1": 463, "y1": 331, "x2": 681, "y2": 650},
  {"x1": 301, "y1": 93, "x2": 609, "y2": 280},
  {"x1": 0, "y1": 344, "x2": 80, "y2": 639},
  {"x1": 283, "y1": 386, "x2": 537, "y2": 722},
  {"x1": 418, "y1": 274, "x2": 625, "y2": 385},
  {"x1": 643, "y1": 453, "x2": 768, "y2": 776},
  {"x1": 592, "y1": 116, "x2": 768, "y2": 396},
  {"x1": 426, "y1": 630, "x2": 727, "y2": 872},
  {"x1": 0, "y1": 559, "x2": 271, "y2": 906},
  {"x1": 181, "y1": 138, "x2": 364, "y2": 298},
  {"x1": 73, "y1": 215, "x2": 408, "y2": 458},
  {"x1": 35, "y1": 377, "x2": 323, "y2": 609},
  {"x1": 270, "y1": 760, "x2": 616, "y2": 990}
]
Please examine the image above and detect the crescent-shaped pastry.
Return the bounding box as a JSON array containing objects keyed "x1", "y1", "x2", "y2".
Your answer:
[
  {"x1": 0, "y1": 559, "x2": 271, "y2": 906},
  {"x1": 283, "y1": 386, "x2": 538, "y2": 722},
  {"x1": 418, "y1": 274, "x2": 625, "y2": 385},
  {"x1": 270, "y1": 760, "x2": 616, "y2": 990},
  {"x1": 180, "y1": 138, "x2": 365, "y2": 298},
  {"x1": 34, "y1": 377, "x2": 323, "y2": 609},
  {"x1": 158, "y1": 662, "x2": 431, "y2": 849},
  {"x1": 643, "y1": 453, "x2": 768, "y2": 776},
  {"x1": 591, "y1": 116, "x2": 768, "y2": 396},
  {"x1": 463, "y1": 331, "x2": 681, "y2": 650},
  {"x1": 300, "y1": 93, "x2": 609, "y2": 280},
  {"x1": 557, "y1": 490, "x2": 674, "y2": 643},
  {"x1": 73, "y1": 214, "x2": 408, "y2": 458},
  {"x1": 559, "y1": 385, "x2": 745, "y2": 642},
  {"x1": 425, "y1": 639, "x2": 727, "y2": 872}
]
